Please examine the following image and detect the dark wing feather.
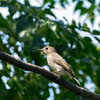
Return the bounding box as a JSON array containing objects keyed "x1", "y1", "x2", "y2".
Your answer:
[{"x1": 52, "y1": 53, "x2": 76, "y2": 78}]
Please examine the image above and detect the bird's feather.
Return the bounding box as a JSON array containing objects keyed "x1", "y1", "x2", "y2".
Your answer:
[
  {"x1": 52, "y1": 53, "x2": 76, "y2": 78},
  {"x1": 52, "y1": 53, "x2": 81, "y2": 85}
]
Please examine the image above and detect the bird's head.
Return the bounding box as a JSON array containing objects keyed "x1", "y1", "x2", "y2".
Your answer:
[{"x1": 38, "y1": 46, "x2": 56, "y2": 55}]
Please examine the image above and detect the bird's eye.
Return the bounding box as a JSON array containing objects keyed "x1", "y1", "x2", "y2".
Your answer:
[{"x1": 45, "y1": 48, "x2": 48, "y2": 50}]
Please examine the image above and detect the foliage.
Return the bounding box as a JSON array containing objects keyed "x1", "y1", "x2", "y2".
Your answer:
[{"x1": 0, "y1": 0, "x2": 100, "y2": 100}]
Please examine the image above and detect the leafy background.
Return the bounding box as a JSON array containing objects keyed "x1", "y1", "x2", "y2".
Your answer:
[{"x1": 0, "y1": 0, "x2": 100, "y2": 100}]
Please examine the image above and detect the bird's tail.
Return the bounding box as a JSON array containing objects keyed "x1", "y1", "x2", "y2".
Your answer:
[{"x1": 73, "y1": 77, "x2": 81, "y2": 86}]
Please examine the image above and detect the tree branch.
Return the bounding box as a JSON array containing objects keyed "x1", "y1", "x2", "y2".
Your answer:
[{"x1": 0, "y1": 51, "x2": 100, "y2": 100}]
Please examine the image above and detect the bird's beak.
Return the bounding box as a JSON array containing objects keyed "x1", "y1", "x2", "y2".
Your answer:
[{"x1": 38, "y1": 49, "x2": 43, "y2": 51}]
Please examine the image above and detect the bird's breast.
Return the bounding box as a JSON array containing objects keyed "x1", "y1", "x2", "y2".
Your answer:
[
  {"x1": 47, "y1": 54, "x2": 63, "y2": 71},
  {"x1": 47, "y1": 54, "x2": 56, "y2": 71}
]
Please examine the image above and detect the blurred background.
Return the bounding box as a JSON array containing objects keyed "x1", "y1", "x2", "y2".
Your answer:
[{"x1": 0, "y1": 0, "x2": 100, "y2": 100}]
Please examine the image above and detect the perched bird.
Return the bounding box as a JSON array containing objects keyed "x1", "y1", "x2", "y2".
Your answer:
[{"x1": 38, "y1": 46, "x2": 80, "y2": 85}]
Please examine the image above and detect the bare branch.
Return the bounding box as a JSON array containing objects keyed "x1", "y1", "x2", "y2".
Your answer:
[{"x1": 0, "y1": 51, "x2": 100, "y2": 100}]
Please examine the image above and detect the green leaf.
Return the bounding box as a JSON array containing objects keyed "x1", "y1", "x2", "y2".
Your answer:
[
  {"x1": 74, "y1": 1, "x2": 83, "y2": 11},
  {"x1": 42, "y1": 8, "x2": 56, "y2": 18},
  {"x1": 9, "y1": 6, "x2": 17, "y2": 17},
  {"x1": 16, "y1": 15, "x2": 33, "y2": 33},
  {"x1": 82, "y1": 23, "x2": 90, "y2": 32},
  {"x1": 48, "y1": 24, "x2": 60, "y2": 38},
  {"x1": 83, "y1": 37, "x2": 92, "y2": 42},
  {"x1": 94, "y1": 36, "x2": 100, "y2": 43},
  {"x1": 80, "y1": 8, "x2": 88, "y2": 15},
  {"x1": 92, "y1": 30, "x2": 100, "y2": 35},
  {"x1": 9, "y1": 37, "x2": 16, "y2": 46},
  {"x1": 88, "y1": 0, "x2": 95, "y2": 4},
  {"x1": 0, "y1": 14, "x2": 8, "y2": 28},
  {"x1": 88, "y1": 5, "x2": 95, "y2": 12}
]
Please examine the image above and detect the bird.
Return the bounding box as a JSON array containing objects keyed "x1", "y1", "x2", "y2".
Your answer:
[{"x1": 38, "y1": 46, "x2": 80, "y2": 85}]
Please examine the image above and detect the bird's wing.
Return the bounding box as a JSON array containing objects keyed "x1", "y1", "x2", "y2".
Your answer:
[{"x1": 52, "y1": 53, "x2": 76, "y2": 78}]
